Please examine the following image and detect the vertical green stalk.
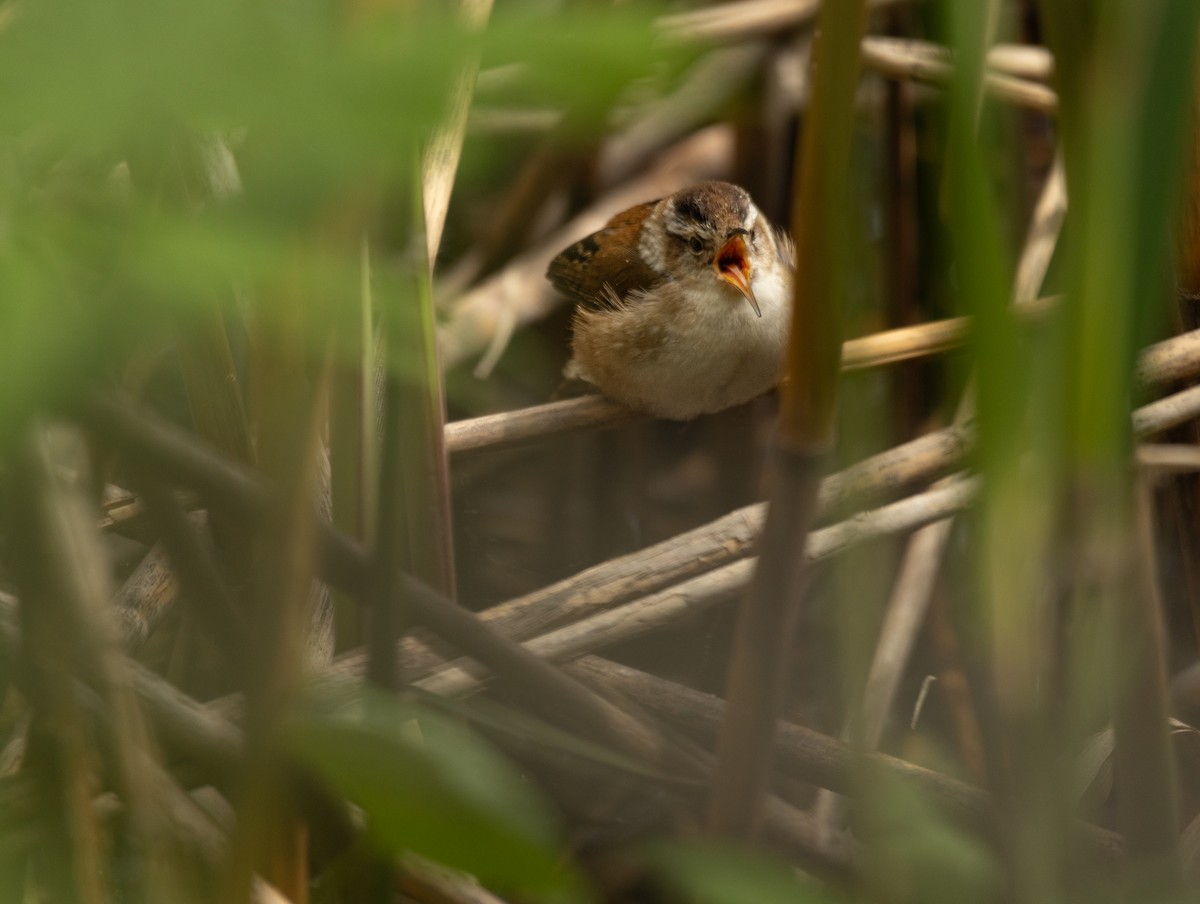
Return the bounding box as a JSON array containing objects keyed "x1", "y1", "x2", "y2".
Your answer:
[
  {"x1": 329, "y1": 238, "x2": 378, "y2": 652},
  {"x1": 225, "y1": 259, "x2": 327, "y2": 904},
  {"x1": 1041, "y1": 1, "x2": 1200, "y2": 896},
  {"x1": 706, "y1": 0, "x2": 868, "y2": 840},
  {"x1": 942, "y1": 2, "x2": 1075, "y2": 899}
]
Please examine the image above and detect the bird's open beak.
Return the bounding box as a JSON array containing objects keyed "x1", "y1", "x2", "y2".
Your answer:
[{"x1": 714, "y1": 233, "x2": 761, "y2": 318}]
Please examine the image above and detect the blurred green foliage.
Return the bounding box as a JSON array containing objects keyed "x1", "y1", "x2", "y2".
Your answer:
[
  {"x1": 0, "y1": 0, "x2": 683, "y2": 448},
  {"x1": 287, "y1": 690, "x2": 588, "y2": 901},
  {"x1": 643, "y1": 839, "x2": 838, "y2": 904}
]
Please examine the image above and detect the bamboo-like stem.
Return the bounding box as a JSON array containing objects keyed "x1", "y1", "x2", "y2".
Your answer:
[
  {"x1": 708, "y1": 0, "x2": 869, "y2": 841},
  {"x1": 325, "y1": 417, "x2": 977, "y2": 692}
]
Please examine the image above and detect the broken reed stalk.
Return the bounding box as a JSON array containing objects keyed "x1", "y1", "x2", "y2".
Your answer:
[
  {"x1": 707, "y1": 0, "x2": 869, "y2": 841},
  {"x1": 93, "y1": 345, "x2": 1200, "y2": 693},
  {"x1": 0, "y1": 596, "x2": 855, "y2": 886},
  {"x1": 323, "y1": 417, "x2": 978, "y2": 695},
  {"x1": 79, "y1": 395, "x2": 866, "y2": 877}
]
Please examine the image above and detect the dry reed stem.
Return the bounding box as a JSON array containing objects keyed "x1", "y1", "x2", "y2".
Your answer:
[
  {"x1": 445, "y1": 309, "x2": 1200, "y2": 460},
  {"x1": 1012, "y1": 153, "x2": 1067, "y2": 306},
  {"x1": 658, "y1": 0, "x2": 899, "y2": 44},
  {"x1": 599, "y1": 44, "x2": 776, "y2": 191},
  {"x1": 568, "y1": 656, "x2": 1125, "y2": 861},
  {"x1": 445, "y1": 395, "x2": 640, "y2": 457},
  {"x1": 862, "y1": 37, "x2": 1058, "y2": 113},
  {"x1": 1136, "y1": 443, "x2": 1200, "y2": 472},
  {"x1": 73, "y1": 395, "x2": 884, "y2": 878},
  {"x1": 334, "y1": 417, "x2": 977, "y2": 689},
  {"x1": 398, "y1": 854, "x2": 509, "y2": 904},
  {"x1": 83, "y1": 382, "x2": 1200, "y2": 822},
  {"x1": 1133, "y1": 384, "x2": 1200, "y2": 436},
  {"x1": 133, "y1": 481, "x2": 248, "y2": 659},
  {"x1": 115, "y1": 540, "x2": 182, "y2": 650},
  {"x1": 92, "y1": 395, "x2": 703, "y2": 773},
  {"x1": 417, "y1": 477, "x2": 979, "y2": 699}
]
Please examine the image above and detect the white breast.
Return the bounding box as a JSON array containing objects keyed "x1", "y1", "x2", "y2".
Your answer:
[{"x1": 568, "y1": 264, "x2": 793, "y2": 420}]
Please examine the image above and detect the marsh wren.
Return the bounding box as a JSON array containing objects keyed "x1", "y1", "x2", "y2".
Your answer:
[{"x1": 547, "y1": 181, "x2": 793, "y2": 420}]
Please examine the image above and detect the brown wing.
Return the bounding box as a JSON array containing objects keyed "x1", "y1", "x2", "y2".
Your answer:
[{"x1": 546, "y1": 200, "x2": 664, "y2": 311}]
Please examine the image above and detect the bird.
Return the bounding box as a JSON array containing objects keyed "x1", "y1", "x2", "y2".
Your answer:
[{"x1": 547, "y1": 180, "x2": 793, "y2": 420}]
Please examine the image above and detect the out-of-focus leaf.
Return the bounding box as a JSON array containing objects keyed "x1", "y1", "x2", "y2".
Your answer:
[
  {"x1": 642, "y1": 840, "x2": 835, "y2": 904},
  {"x1": 481, "y1": 4, "x2": 692, "y2": 124},
  {"x1": 286, "y1": 691, "x2": 589, "y2": 901},
  {"x1": 858, "y1": 776, "x2": 1001, "y2": 904},
  {"x1": 430, "y1": 690, "x2": 693, "y2": 785},
  {"x1": 0, "y1": 0, "x2": 680, "y2": 445}
]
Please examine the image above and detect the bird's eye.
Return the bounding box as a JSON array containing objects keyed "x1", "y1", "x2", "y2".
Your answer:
[{"x1": 688, "y1": 237, "x2": 704, "y2": 255}]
